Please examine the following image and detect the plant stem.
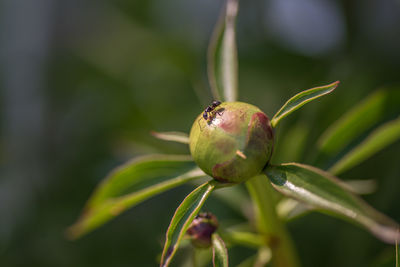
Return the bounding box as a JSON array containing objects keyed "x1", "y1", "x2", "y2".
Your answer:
[{"x1": 246, "y1": 175, "x2": 300, "y2": 267}]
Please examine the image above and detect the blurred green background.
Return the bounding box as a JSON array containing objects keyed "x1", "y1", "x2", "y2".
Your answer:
[{"x1": 1, "y1": 0, "x2": 399, "y2": 266}]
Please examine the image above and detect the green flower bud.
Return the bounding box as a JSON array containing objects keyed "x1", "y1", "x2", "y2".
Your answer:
[
  {"x1": 189, "y1": 101, "x2": 274, "y2": 183},
  {"x1": 187, "y1": 212, "x2": 218, "y2": 248}
]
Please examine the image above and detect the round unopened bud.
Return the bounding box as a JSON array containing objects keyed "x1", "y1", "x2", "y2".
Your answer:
[
  {"x1": 189, "y1": 101, "x2": 274, "y2": 183},
  {"x1": 187, "y1": 212, "x2": 218, "y2": 248}
]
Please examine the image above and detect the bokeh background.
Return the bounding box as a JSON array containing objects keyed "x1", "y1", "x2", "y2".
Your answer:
[{"x1": 1, "y1": 0, "x2": 400, "y2": 266}]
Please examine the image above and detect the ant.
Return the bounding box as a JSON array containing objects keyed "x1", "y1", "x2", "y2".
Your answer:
[
  {"x1": 198, "y1": 100, "x2": 223, "y2": 129},
  {"x1": 203, "y1": 100, "x2": 222, "y2": 122}
]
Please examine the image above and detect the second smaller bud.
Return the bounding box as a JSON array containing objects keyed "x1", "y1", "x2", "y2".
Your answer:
[{"x1": 187, "y1": 212, "x2": 219, "y2": 248}]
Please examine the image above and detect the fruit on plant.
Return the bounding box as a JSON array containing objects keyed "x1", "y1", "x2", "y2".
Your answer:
[
  {"x1": 186, "y1": 212, "x2": 219, "y2": 248},
  {"x1": 189, "y1": 101, "x2": 274, "y2": 183}
]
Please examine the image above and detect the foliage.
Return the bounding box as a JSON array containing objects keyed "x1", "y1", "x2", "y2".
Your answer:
[{"x1": 67, "y1": 0, "x2": 400, "y2": 266}]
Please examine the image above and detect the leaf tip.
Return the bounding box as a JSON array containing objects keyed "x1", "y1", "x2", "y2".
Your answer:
[
  {"x1": 325, "y1": 80, "x2": 340, "y2": 92},
  {"x1": 332, "y1": 80, "x2": 340, "y2": 88}
]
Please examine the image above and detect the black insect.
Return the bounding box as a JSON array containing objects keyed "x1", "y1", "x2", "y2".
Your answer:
[
  {"x1": 202, "y1": 100, "x2": 222, "y2": 121},
  {"x1": 198, "y1": 100, "x2": 222, "y2": 130}
]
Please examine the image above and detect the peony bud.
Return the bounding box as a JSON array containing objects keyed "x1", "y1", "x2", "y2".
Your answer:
[
  {"x1": 187, "y1": 212, "x2": 219, "y2": 248},
  {"x1": 189, "y1": 101, "x2": 274, "y2": 183}
]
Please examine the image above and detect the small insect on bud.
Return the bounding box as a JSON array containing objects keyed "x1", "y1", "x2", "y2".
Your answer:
[
  {"x1": 187, "y1": 212, "x2": 219, "y2": 248},
  {"x1": 190, "y1": 101, "x2": 274, "y2": 183}
]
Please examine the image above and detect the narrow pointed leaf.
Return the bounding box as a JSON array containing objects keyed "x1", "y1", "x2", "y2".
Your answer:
[
  {"x1": 271, "y1": 81, "x2": 339, "y2": 128},
  {"x1": 160, "y1": 181, "x2": 216, "y2": 267},
  {"x1": 265, "y1": 163, "x2": 400, "y2": 244},
  {"x1": 89, "y1": 155, "x2": 195, "y2": 208},
  {"x1": 318, "y1": 88, "x2": 400, "y2": 155},
  {"x1": 151, "y1": 131, "x2": 189, "y2": 144},
  {"x1": 318, "y1": 89, "x2": 385, "y2": 155},
  {"x1": 329, "y1": 116, "x2": 400, "y2": 175},
  {"x1": 68, "y1": 155, "x2": 206, "y2": 239},
  {"x1": 208, "y1": 0, "x2": 239, "y2": 102},
  {"x1": 278, "y1": 180, "x2": 377, "y2": 221},
  {"x1": 212, "y1": 234, "x2": 229, "y2": 267}
]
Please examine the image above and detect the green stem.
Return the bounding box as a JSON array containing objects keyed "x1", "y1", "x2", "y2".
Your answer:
[{"x1": 245, "y1": 175, "x2": 300, "y2": 267}]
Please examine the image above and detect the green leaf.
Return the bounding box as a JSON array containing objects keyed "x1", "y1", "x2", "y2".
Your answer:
[
  {"x1": 329, "y1": 116, "x2": 400, "y2": 175},
  {"x1": 160, "y1": 181, "x2": 216, "y2": 267},
  {"x1": 318, "y1": 88, "x2": 400, "y2": 155},
  {"x1": 271, "y1": 81, "x2": 339, "y2": 128},
  {"x1": 212, "y1": 234, "x2": 229, "y2": 267},
  {"x1": 277, "y1": 180, "x2": 377, "y2": 221},
  {"x1": 277, "y1": 179, "x2": 377, "y2": 221},
  {"x1": 151, "y1": 131, "x2": 189, "y2": 144},
  {"x1": 208, "y1": 0, "x2": 239, "y2": 102},
  {"x1": 67, "y1": 155, "x2": 205, "y2": 239},
  {"x1": 265, "y1": 163, "x2": 400, "y2": 244}
]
